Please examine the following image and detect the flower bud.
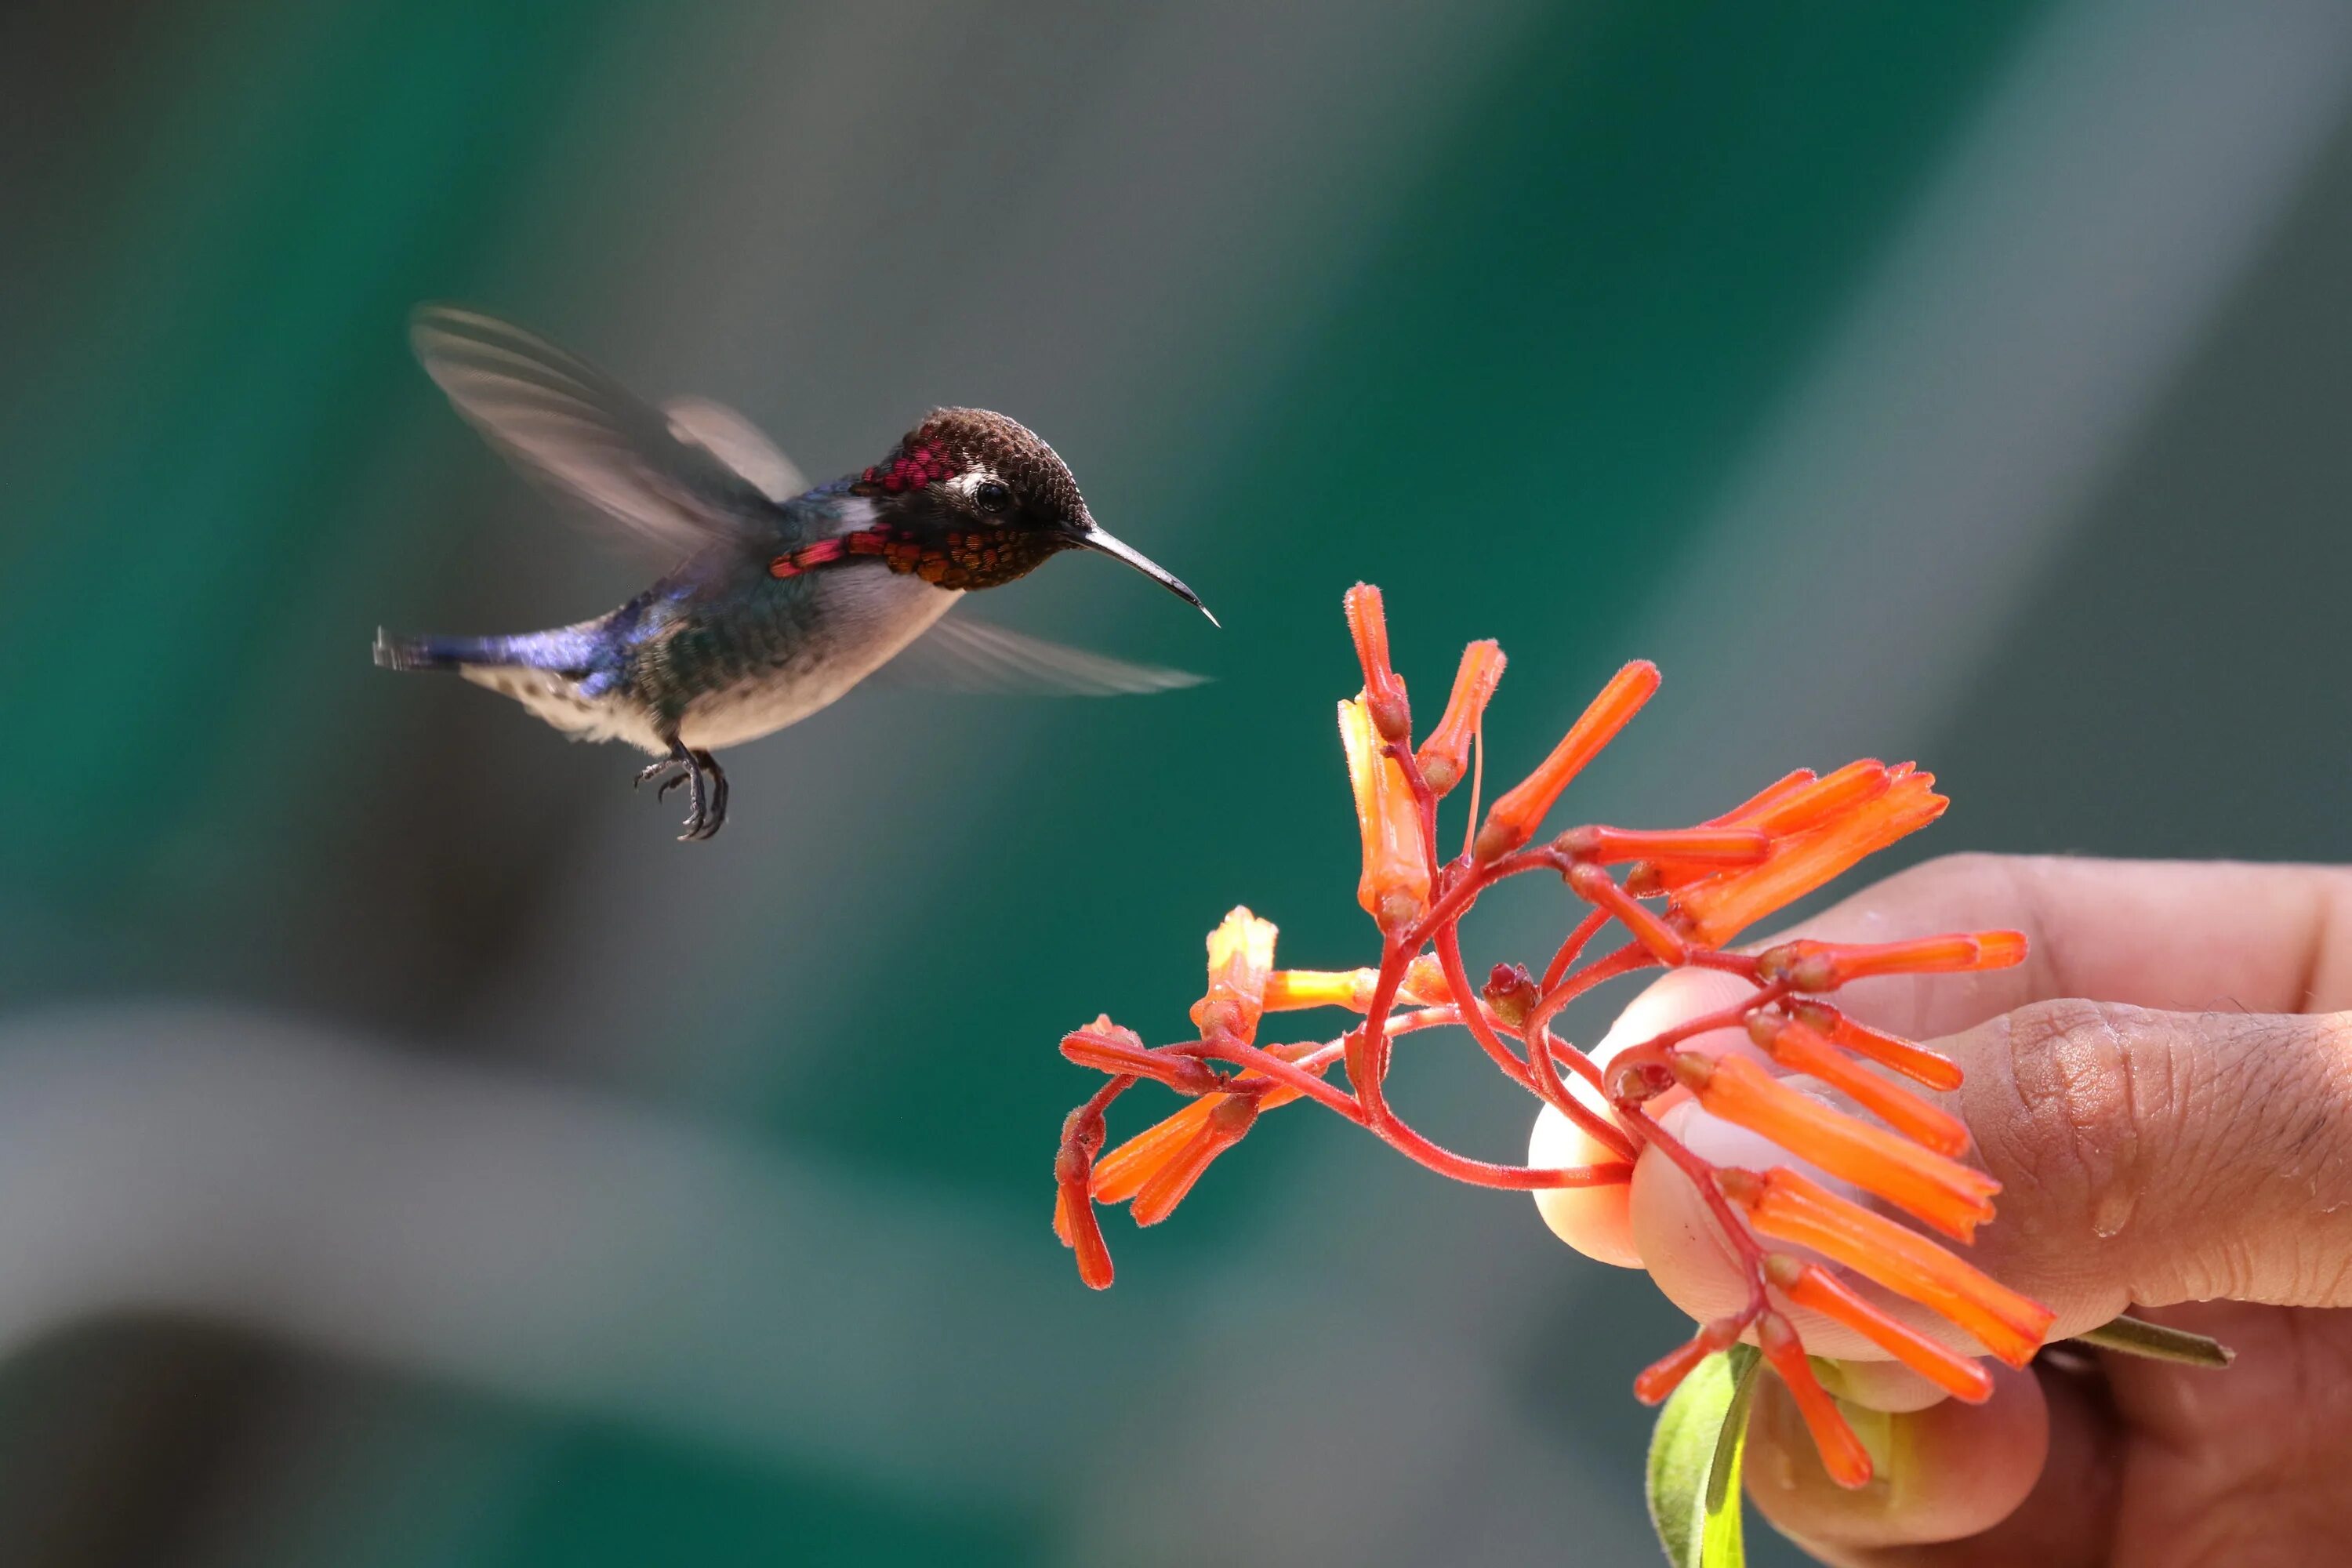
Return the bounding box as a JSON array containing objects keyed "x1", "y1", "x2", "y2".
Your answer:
[
  {"x1": 1190, "y1": 907, "x2": 1278, "y2": 1041},
  {"x1": 1481, "y1": 962, "x2": 1538, "y2": 1027},
  {"x1": 1415, "y1": 640, "x2": 1505, "y2": 796},
  {"x1": 1759, "y1": 1312, "x2": 1871, "y2": 1489},
  {"x1": 1339, "y1": 695, "x2": 1430, "y2": 930},
  {"x1": 1343, "y1": 583, "x2": 1412, "y2": 742},
  {"x1": 1747, "y1": 1012, "x2": 1969, "y2": 1156},
  {"x1": 1473, "y1": 660, "x2": 1659, "y2": 862}
]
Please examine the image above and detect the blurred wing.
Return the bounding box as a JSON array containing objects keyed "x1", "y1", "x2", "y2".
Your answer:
[
  {"x1": 662, "y1": 395, "x2": 808, "y2": 503},
  {"x1": 411, "y1": 304, "x2": 781, "y2": 553},
  {"x1": 878, "y1": 615, "x2": 1207, "y2": 695}
]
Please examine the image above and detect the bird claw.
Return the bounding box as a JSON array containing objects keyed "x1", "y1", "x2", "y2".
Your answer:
[{"x1": 636, "y1": 746, "x2": 728, "y2": 840}]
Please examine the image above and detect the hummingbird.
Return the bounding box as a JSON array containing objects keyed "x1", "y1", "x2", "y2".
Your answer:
[{"x1": 375, "y1": 306, "x2": 1215, "y2": 840}]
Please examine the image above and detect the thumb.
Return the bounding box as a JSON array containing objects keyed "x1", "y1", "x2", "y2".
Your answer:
[{"x1": 1948, "y1": 996, "x2": 2352, "y2": 1323}]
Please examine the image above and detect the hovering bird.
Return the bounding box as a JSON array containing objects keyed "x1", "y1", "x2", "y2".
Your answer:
[{"x1": 376, "y1": 307, "x2": 1214, "y2": 839}]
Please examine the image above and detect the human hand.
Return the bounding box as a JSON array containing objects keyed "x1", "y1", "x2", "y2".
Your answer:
[{"x1": 1535, "y1": 854, "x2": 2352, "y2": 1566}]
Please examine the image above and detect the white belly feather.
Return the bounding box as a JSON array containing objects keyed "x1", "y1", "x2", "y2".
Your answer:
[
  {"x1": 677, "y1": 574, "x2": 961, "y2": 750},
  {"x1": 463, "y1": 571, "x2": 961, "y2": 755},
  {"x1": 460, "y1": 664, "x2": 666, "y2": 750}
]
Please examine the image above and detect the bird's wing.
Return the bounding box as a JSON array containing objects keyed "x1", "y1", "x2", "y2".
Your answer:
[
  {"x1": 662, "y1": 396, "x2": 808, "y2": 503},
  {"x1": 411, "y1": 304, "x2": 786, "y2": 554},
  {"x1": 876, "y1": 612, "x2": 1207, "y2": 695}
]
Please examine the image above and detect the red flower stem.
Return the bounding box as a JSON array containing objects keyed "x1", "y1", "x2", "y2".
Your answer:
[
  {"x1": 1617, "y1": 1101, "x2": 1770, "y2": 1321},
  {"x1": 1346, "y1": 840, "x2": 1539, "y2": 1114},
  {"x1": 1243, "y1": 1007, "x2": 1497, "y2": 1090},
  {"x1": 1337, "y1": 913, "x2": 1646, "y2": 1186},
  {"x1": 1434, "y1": 921, "x2": 1640, "y2": 1163},
  {"x1": 1529, "y1": 938, "x2": 1657, "y2": 1029},
  {"x1": 1430, "y1": 924, "x2": 1530, "y2": 1080},
  {"x1": 1350, "y1": 846, "x2": 1567, "y2": 1117},
  {"x1": 1541, "y1": 907, "x2": 1611, "y2": 992},
  {"x1": 1531, "y1": 1023, "x2": 1612, "y2": 1094},
  {"x1": 1191, "y1": 1035, "x2": 1367, "y2": 1122},
  {"x1": 1461, "y1": 725, "x2": 1486, "y2": 860},
  {"x1": 1220, "y1": 1023, "x2": 1631, "y2": 1190},
  {"x1": 1686, "y1": 946, "x2": 1764, "y2": 978},
  {"x1": 1345, "y1": 933, "x2": 1413, "y2": 1123},
  {"x1": 1071, "y1": 1073, "x2": 1135, "y2": 1131},
  {"x1": 1372, "y1": 1111, "x2": 1632, "y2": 1190},
  {"x1": 1565, "y1": 862, "x2": 1689, "y2": 964},
  {"x1": 1604, "y1": 988, "x2": 1790, "y2": 1087},
  {"x1": 1403, "y1": 845, "x2": 1552, "y2": 940}
]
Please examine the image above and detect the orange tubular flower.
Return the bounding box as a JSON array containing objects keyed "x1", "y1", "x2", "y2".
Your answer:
[
  {"x1": 1344, "y1": 583, "x2": 1411, "y2": 742},
  {"x1": 1673, "y1": 1053, "x2": 1998, "y2": 1242},
  {"x1": 1728, "y1": 1167, "x2": 2056, "y2": 1367},
  {"x1": 1264, "y1": 967, "x2": 1378, "y2": 1011},
  {"x1": 1054, "y1": 1102, "x2": 1115, "y2": 1289},
  {"x1": 1262, "y1": 954, "x2": 1453, "y2": 1012},
  {"x1": 1791, "y1": 1000, "x2": 1964, "y2": 1092},
  {"x1": 1192, "y1": 907, "x2": 1278, "y2": 1040},
  {"x1": 1091, "y1": 1096, "x2": 1226, "y2": 1202},
  {"x1": 1472, "y1": 660, "x2": 1661, "y2": 862},
  {"x1": 1765, "y1": 1254, "x2": 1994, "y2": 1403},
  {"x1": 1559, "y1": 824, "x2": 1771, "y2": 867},
  {"x1": 1710, "y1": 767, "x2": 1820, "y2": 825},
  {"x1": 1086, "y1": 909, "x2": 1288, "y2": 1220},
  {"x1": 1759, "y1": 932, "x2": 2029, "y2": 989},
  {"x1": 1061, "y1": 1016, "x2": 1223, "y2": 1095},
  {"x1": 1748, "y1": 1014, "x2": 1971, "y2": 1158},
  {"x1": 1045, "y1": 579, "x2": 2052, "y2": 1498},
  {"x1": 1132, "y1": 1095, "x2": 1260, "y2": 1225},
  {"x1": 1632, "y1": 1316, "x2": 1740, "y2": 1404},
  {"x1": 1759, "y1": 1312, "x2": 1872, "y2": 1489},
  {"x1": 1340, "y1": 695, "x2": 1431, "y2": 930},
  {"x1": 1749, "y1": 759, "x2": 1895, "y2": 836},
  {"x1": 1671, "y1": 764, "x2": 1947, "y2": 946},
  {"x1": 1416, "y1": 640, "x2": 1506, "y2": 796},
  {"x1": 1091, "y1": 1062, "x2": 1322, "y2": 1205}
]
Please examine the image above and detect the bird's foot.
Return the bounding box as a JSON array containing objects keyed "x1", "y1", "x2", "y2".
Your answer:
[{"x1": 635, "y1": 745, "x2": 728, "y2": 840}]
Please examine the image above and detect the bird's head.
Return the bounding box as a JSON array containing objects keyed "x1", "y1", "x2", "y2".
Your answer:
[{"x1": 851, "y1": 408, "x2": 1214, "y2": 622}]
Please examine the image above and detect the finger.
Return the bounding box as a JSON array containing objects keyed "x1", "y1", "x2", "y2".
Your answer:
[
  {"x1": 2094, "y1": 1301, "x2": 2352, "y2": 1561},
  {"x1": 1951, "y1": 999, "x2": 2352, "y2": 1319},
  {"x1": 1541, "y1": 855, "x2": 2352, "y2": 1290},
  {"x1": 1731, "y1": 853, "x2": 2352, "y2": 1041},
  {"x1": 1593, "y1": 854, "x2": 2352, "y2": 1082},
  {"x1": 1817, "y1": 1356, "x2": 1951, "y2": 1415},
  {"x1": 1634, "y1": 996, "x2": 2352, "y2": 1345},
  {"x1": 1628, "y1": 1097, "x2": 2023, "y2": 1357},
  {"x1": 1749, "y1": 1361, "x2": 2118, "y2": 1567}
]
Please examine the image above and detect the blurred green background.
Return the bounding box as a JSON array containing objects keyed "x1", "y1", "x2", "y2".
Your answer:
[{"x1": 4, "y1": 1, "x2": 2352, "y2": 1563}]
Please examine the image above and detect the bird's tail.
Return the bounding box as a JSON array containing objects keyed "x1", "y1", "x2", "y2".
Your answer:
[{"x1": 372, "y1": 625, "x2": 599, "y2": 673}]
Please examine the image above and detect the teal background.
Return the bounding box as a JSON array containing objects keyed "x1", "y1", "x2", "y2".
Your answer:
[{"x1": 4, "y1": 2, "x2": 2352, "y2": 1563}]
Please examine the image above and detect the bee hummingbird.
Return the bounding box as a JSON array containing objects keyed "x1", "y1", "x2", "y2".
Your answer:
[{"x1": 375, "y1": 307, "x2": 1214, "y2": 840}]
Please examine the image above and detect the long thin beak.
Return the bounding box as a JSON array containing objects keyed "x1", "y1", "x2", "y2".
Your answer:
[{"x1": 1077, "y1": 521, "x2": 1218, "y2": 626}]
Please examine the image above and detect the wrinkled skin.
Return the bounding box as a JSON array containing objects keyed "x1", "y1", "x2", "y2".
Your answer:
[{"x1": 1542, "y1": 855, "x2": 2352, "y2": 1566}]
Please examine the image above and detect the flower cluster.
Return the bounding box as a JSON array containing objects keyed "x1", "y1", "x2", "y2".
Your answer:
[{"x1": 1050, "y1": 584, "x2": 2054, "y2": 1488}]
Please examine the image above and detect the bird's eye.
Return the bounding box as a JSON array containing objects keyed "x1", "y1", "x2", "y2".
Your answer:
[{"x1": 975, "y1": 479, "x2": 1011, "y2": 514}]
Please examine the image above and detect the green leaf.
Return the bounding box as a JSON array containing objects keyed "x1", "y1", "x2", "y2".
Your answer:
[
  {"x1": 1646, "y1": 1345, "x2": 1762, "y2": 1568},
  {"x1": 2068, "y1": 1312, "x2": 2234, "y2": 1367}
]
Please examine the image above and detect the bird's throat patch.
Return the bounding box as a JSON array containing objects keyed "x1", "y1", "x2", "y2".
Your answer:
[{"x1": 768, "y1": 525, "x2": 1060, "y2": 590}]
